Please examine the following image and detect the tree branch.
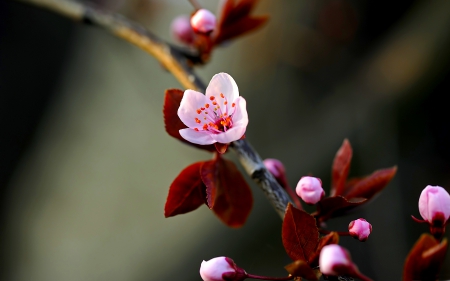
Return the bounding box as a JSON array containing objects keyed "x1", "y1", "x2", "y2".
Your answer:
[{"x1": 15, "y1": 0, "x2": 292, "y2": 219}]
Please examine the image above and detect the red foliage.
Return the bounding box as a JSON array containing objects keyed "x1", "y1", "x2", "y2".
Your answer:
[
  {"x1": 282, "y1": 203, "x2": 319, "y2": 262},
  {"x1": 200, "y1": 160, "x2": 219, "y2": 208},
  {"x1": 315, "y1": 139, "x2": 397, "y2": 221},
  {"x1": 211, "y1": 157, "x2": 253, "y2": 227},
  {"x1": 403, "y1": 234, "x2": 448, "y2": 281},
  {"x1": 164, "y1": 162, "x2": 206, "y2": 217},
  {"x1": 284, "y1": 259, "x2": 318, "y2": 281},
  {"x1": 331, "y1": 139, "x2": 352, "y2": 197},
  {"x1": 165, "y1": 155, "x2": 252, "y2": 228},
  {"x1": 343, "y1": 166, "x2": 398, "y2": 199},
  {"x1": 282, "y1": 205, "x2": 342, "y2": 279},
  {"x1": 213, "y1": 0, "x2": 269, "y2": 45},
  {"x1": 314, "y1": 196, "x2": 366, "y2": 222},
  {"x1": 163, "y1": 89, "x2": 216, "y2": 152}
]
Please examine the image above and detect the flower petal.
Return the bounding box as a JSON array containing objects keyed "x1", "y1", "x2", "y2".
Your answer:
[
  {"x1": 210, "y1": 125, "x2": 246, "y2": 144},
  {"x1": 179, "y1": 128, "x2": 216, "y2": 145},
  {"x1": 178, "y1": 90, "x2": 208, "y2": 128},
  {"x1": 230, "y1": 97, "x2": 248, "y2": 127},
  {"x1": 205, "y1": 73, "x2": 239, "y2": 105}
]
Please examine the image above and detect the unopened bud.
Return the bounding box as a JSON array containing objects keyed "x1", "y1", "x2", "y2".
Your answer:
[
  {"x1": 319, "y1": 245, "x2": 372, "y2": 281},
  {"x1": 419, "y1": 185, "x2": 450, "y2": 225},
  {"x1": 191, "y1": 9, "x2": 217, "y2": 34},
  {"x1": 200, "y1": 257, "x2": 246, "y2": 281},
  {"x1": 418, "y1": 185, "x2": 450, "y2": 238},
  {"x1": 348, "y1": 218, "x2": 372, "y2": 242},
  {"x1": 171, "y1": 15, "x2": 195, "y2": 45},
  {"x1": 296, "y1": 176, "x2": 324, "y2": 204},
  {"x1": 263, "y1": 158, "x2": 288, "y2": 189}
]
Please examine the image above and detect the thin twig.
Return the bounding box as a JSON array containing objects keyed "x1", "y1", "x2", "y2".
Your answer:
[{"x1": 15, "y1": 0, "x2": 292, "y2": 219}]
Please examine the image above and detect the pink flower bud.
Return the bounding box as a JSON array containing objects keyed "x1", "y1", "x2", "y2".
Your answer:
[
  {"x1": 263, "y1": 158, "x2": 288, "y2": 188},
  {"x1": 200, "y1": 257, "x2": 246, "y2": 281},
  {"x1": 191, "y1": 9, "x2": 217, "y2": 34},
  {"x1": 348, "y1": 218, "x2": 372, "y2": 242},
  {"x1": 319, "y1": 245, "x2": 372, "y2": 281},
  {"x1": 319, "y1": 245, "x2": 352, "y2": 276},
  {"x1": 171, "y1": 15, "x2": 195, "y2": 45},
  {"x1": 296, "y1": 176, "x2": 325, "y2": 204},
  {"x1": 419, "y1": 185, "x2": 450, "y2": 226}
]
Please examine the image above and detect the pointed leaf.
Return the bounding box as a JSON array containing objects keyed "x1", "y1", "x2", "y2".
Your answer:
[
  {"x1": 403, "y1": 234, "x2": 448, "y2": 281},
  {"x1": 282, "y1": 203, "x2": 320, "y2": 262},
  {"x1": 211, "y1": 157, "x2": 253, "y2": 228},
  {"x1": 218, "y1": 0, "x2": 258, "y2": 28},
  {"x1": 214, "y1": 0, "x2": 268, "y2": 45},
  {"x1": 342, "y1": 166, "x2": 397, "y2": 200},
  {"x1": 285, "y1": 259, "x2": 319, "y2": 280},
  {"x1": 164, "y1": 162, "x2": 206, "y2": 217},
  {"x1": 315, "y1": 196, "x2": 366, "y2": 222},
  {"x1": 308, "y1": 232, "x2": 340, "y2": 266},
  {"x1": 214, "y1": 16, "x2": 269, "y2": 45},
  {"x1": 200, "y1": 159, "x2": 219, "y2": 209},
  {"x1": 225, "y1": 0, "x2": 258, "y2": 25},
  {"x1": 331, "y1": 139, "x2": 352, "y2": 196},
  {"x1": 163, "y1": 89, "x2": 216, "y2": 152}
]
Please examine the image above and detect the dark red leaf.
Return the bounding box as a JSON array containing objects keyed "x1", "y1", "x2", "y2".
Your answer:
[
  {"x1": 331, "y1": 139, "x2": 352, "y2": 196},
  {"x1": 314, "y1": 196, "x2": 366, "y2": 222},
  {"x1": 308, "y1": 232, "x2": 340, "y2": 266},
  {"x1": 164, "y1": 162, "x2": 206, "y2": 217},
  {"x1": 217, "y1": 0, "x2": 235, "y2": 28},
  {"x1": 214, "y1": 17, "x2": 268, "y2": 45},
  {"x1": 342, "y1": 166, "x2": 397, "y2": 200},
  {"x1": 282, "y1": 203, "x2": 319, "y2": 262},
  {"x1": 285, "y1": 259, "x2": 319, "y2": 280},
  {"x1": 200, "y1": 159, "x2": 219, "y2": 209},
  {"x1": 221, "y1": 0, "x2": 258, "y2": 26},
  {"x1": 403, "y1": 234, "x2": 448, "y2": 281},
  {"x1": 163, "y1": 89, "x2": 216, "y2": 152},
  {"x1": 213, "y1": 0, "x2": 268, "y2": 45},
  {"x1": 211, "y1": 157, "x2": 253, "y2": 228}
]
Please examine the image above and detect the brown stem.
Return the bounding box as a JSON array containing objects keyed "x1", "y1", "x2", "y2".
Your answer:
[{"x1": 16, "y1": 0, "x2": 293, "y2": 219}]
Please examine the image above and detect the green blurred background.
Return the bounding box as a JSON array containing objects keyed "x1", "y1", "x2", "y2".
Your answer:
[{"x1": 1, "y1": 0, "x2": 450, "y2": 280}]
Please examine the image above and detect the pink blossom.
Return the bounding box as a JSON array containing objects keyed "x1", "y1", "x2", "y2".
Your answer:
[
  {"x1": 348, "y1": 218, "x2": 372, "y2": 242},
  {"x1": 178, "y1": 73, "x2": 248, "y2": 145},
  {"x1": 171, "y1": 15, "x2": 195, "y2": 45},
  {"x1": 200, "y1": 257, "x2": 238, "y2": 281},
  {"x1": 295, "y1": 176, "x2": 324, "y2": 204},
  {"x1": 319, "y1": 245, "x2": 372, "y2": 281},
  {"x1": 191, "y1": 9, "x2": 217, "y2": 33},
  {"x1": 419, "y1": 185, "x2": 450, "y2": 225},
  {"x1": 319, "y1": 245, "x2": 352, "y2": 276}
]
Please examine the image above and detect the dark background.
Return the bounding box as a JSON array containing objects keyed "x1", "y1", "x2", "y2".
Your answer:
[{"x1": 1, "y1": 0, "x2": 450, "y2": 280}]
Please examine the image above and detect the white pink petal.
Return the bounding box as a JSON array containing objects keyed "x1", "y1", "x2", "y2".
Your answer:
[
  {"x1": 419, "y1": 185, "x2": 450, "y2": 225},
  {"x1": 177, "y1": 73, "x2": 248, "y2": 145},
  {"x1": 200, "y1": 257, "x2": 236, "y2": 281},
  {"x1": 191, "y1": 9, "x2": 217, "y2": 34},
  {"x1": 348, "y1": 218, "x2": 372, "y2": 242},
  {"x1": 296, "y1": 176, "x2": 324, "y2": 204}
]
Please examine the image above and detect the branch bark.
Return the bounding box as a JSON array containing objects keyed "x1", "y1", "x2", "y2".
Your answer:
[{"x1": 15, "y1": 0, "x2": 293, "y2": 218}]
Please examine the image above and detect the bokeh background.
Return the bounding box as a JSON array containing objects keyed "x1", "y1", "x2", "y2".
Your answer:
[{"x1": 1, "y1": 0, "x2": 450, "y2": 280}]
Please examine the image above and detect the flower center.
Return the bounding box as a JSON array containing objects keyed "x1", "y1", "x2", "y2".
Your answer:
[{"x1": 193, "y1": 94, "x2": 236, "y2": 133}]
